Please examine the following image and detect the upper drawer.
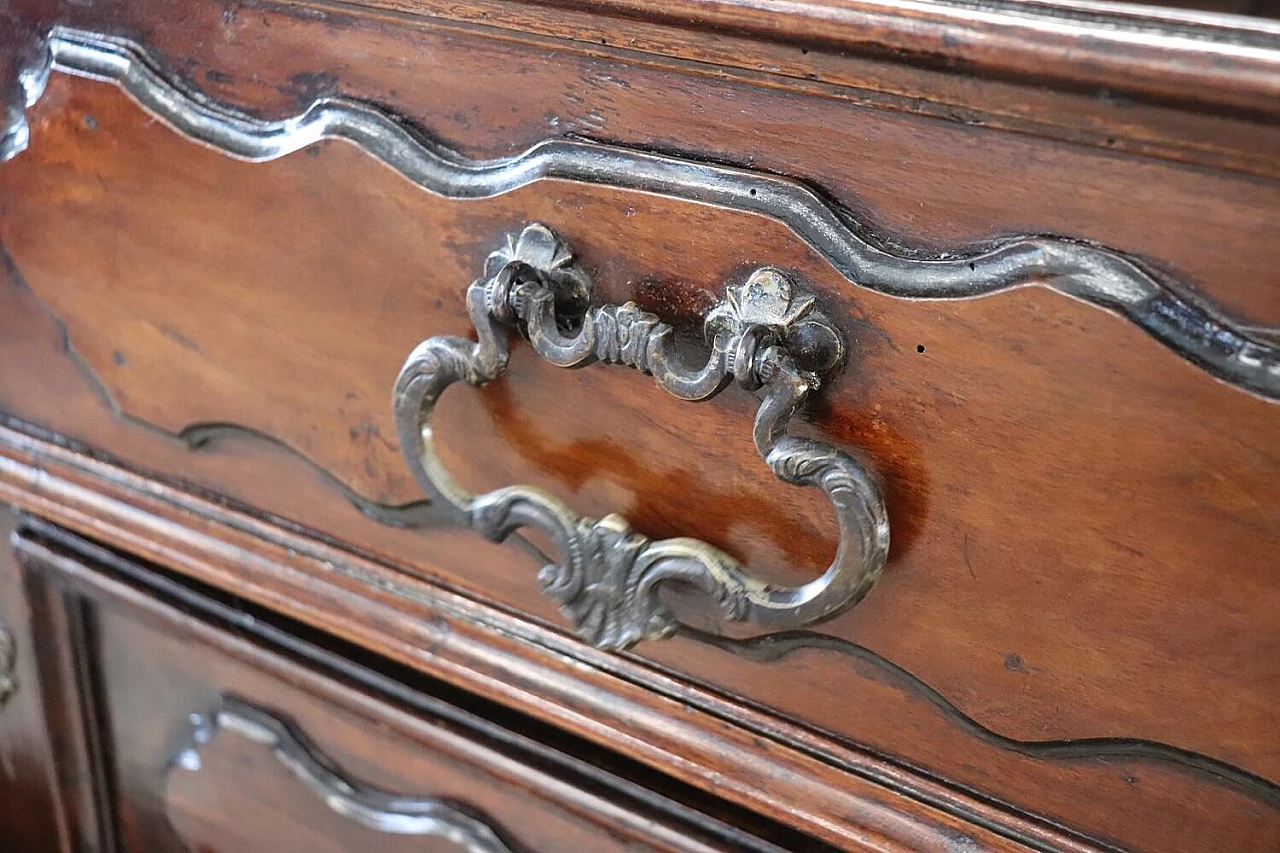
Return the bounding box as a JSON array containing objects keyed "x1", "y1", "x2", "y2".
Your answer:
[{"x1": 1, "y1": 6, "x2": 1277, "y2": 853}]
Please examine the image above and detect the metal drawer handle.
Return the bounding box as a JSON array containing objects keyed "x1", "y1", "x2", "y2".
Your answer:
[{"x1": 394, "y1": 224, "x2": 889, "y2": 650}]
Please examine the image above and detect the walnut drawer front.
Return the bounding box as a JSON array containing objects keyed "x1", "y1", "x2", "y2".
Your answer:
[
  {"x1": 1, "y1": 5, "x2": 1278, "y2": 853},
  {"x1": 7, "y1": 518, "x2": 792, "y2": 853}
]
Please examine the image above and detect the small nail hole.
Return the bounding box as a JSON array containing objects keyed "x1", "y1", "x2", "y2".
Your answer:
[
  {"x1": 917, "y1": 344, "x2": 926, "y2": 353},
  {"x1": 967, "y1": 262, "x2": 975, "y2": 271},
  {"x1": 749, "y1": 188, "x2": 757, "y2": 197}
]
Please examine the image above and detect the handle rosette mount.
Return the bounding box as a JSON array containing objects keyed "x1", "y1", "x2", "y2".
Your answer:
[{"x1": 394, "y1": 224, "x2": 889, "y2": 650}]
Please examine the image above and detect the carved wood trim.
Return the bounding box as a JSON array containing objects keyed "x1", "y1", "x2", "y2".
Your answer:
[
  {"x1": 678, "y1": 625, "x2": 1280, "y2": 811},
  {"x1": 8, "y1": 26, "x2": 1280, "y2": 402},
  {"x1": 0, "y1": 240, "x2": 438, "y2": 532},
  {"x1": 169, "y1": 697, "x2": 524, "y2": 852}
]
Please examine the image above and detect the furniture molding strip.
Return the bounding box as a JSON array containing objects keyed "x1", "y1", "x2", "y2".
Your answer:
[
  {"x1": 319, "y1": 0, "x2": 1280, "y2": 117},
  {"x1": 7, "y1": 26, "x2": 1279, "y2": 402},
  {"x1": 172, "y1": 697, "x2": 523, "y2": 851}
]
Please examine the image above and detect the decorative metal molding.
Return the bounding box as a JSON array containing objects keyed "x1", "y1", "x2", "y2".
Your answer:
[
  {"x1": 0, "y1": 620, "x2": 16, "y2": 708},
  {"x1": 11, "y1": 26, "x2": 1280, "y2": 401},
  {"x1": 0, "y1": 31, "x2": 50, "y2": 163},
  {"x1": 174, "y1": 697, "x2": 522, "y2": 852},
  {"x1": 395, "y1": 224, "x2": 889, "y2": 650}
]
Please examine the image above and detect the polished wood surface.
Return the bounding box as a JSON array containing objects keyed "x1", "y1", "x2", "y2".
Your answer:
[
  {"x1": 2, "y1": 49, "x2": 1277, "y2": 853},
  {"x1": 1, "y1": 1, "x2": 1277, "y2": 852},
  {"x1": 0, "y1": 435, "x2": 1064, "y2": 853},
  {"x1": 11, "y1": 0, "x2": 1280, "y2": 180}
]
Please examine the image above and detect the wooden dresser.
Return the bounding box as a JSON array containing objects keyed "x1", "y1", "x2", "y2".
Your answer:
[{"x1": 1, "y1": 2, "x2": 1277, "y2": 851}]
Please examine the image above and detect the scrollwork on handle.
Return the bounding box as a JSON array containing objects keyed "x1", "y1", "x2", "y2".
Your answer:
[{"x1": 394, "y1": 224, "x2": 889, "y2": 650}]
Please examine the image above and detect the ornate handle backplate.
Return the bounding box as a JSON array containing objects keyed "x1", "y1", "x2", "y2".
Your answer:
[{"x1": 394, "y1": 224, "x2": 889, "y2": 650}]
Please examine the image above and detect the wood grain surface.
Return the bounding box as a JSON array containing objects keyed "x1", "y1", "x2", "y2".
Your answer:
[
  {"x1": 1, "y1": 2, "x2": 1278, "y2": 852},
  {"x1": 0, "y1": 442, "x2": 1115, "y2": 853}
]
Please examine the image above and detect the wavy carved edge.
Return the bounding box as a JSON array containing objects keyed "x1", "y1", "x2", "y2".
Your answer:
[
  {"x1": 4, "y1": 25, "x2": 1277, "y2": 402},
  {"x1": 677, "y1": 626, "x2": 1280, "y2": 811},
  {"x1": 171, "y1": 696, "x2": 523, "y2": 852},
  {"x1": 0, "y1": 239, "x2": 438, "y2": 535}
]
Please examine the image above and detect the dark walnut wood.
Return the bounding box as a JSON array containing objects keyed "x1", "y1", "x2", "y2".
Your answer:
[
  {"x1": 0, "y1": 439, "x2": 1061, "y2": 853},
  {"x1": 2, "y1": 45, "x2": 1277, "y2": 850},
  {"x1": 0, "y1": 2, "x2": 1277, "y2": 853}
]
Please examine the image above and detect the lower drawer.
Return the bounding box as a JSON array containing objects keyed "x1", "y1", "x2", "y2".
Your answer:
[{"x1": 9, "y1": 517, "x2": 790, "y2": 853}]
